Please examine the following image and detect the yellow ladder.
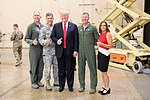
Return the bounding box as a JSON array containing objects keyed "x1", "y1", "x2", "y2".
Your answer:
[{"x1": 99, "y1": 0, "x2": 150, "y2": 54}]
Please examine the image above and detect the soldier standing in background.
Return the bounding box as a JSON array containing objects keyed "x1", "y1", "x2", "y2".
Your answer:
[
  {"x1": 39, "y1": 13, "x2": 59, "y2": 91},
  {"x1": 0, "y1": 30, "x2": 2, "y2": 43},
  {"x1": 10, "y1": 24, "x2": 23, "y2": 66},
  {"x1": 0, "y1": 30, "x2": 2, "y2": 64},
  {"x1": 0, "y1": 30, "x2": 5, "y2": 42}
]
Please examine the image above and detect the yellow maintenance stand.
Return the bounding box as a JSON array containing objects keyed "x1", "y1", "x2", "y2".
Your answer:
[{"x1": 99, "y1": 0, "x2": 150, "y2": 73}]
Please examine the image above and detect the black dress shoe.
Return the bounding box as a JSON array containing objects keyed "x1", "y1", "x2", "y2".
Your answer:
[
  {"x1": 101, "y1": 88, "x2": 111, "y2": 95},
  {"x1": 98, "y1": 87, "x2": 105, "y2": 93},
  {"x1": 59, "y1": 87, "x2": 64, "y2": 92},
  {"x1": 54, "y1": 84, "x2": 59, "y2": 87},
  {"x1": 69, "y1": 88, "x2": 74, "y2": 92}
]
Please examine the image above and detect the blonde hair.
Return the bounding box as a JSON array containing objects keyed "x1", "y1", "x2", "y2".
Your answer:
[{"x1": 59, "y1": 9, "x2": 70, "y2": 15}]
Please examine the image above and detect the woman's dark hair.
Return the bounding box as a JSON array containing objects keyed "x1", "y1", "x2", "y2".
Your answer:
[{"x1": 99, "y1": 21, "x2": 110, "y2": 34}]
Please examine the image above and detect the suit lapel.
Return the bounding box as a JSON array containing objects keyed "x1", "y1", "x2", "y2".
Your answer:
[
  {"x1": 60, "y1": 22, "x2": 63, "y2": 37},
  {"x1": 67, "y1": 22, "x2": 71, "y2": 37}
]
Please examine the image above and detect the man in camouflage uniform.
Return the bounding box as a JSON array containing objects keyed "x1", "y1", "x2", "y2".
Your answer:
[
  {"x1": 10, "y1": 24, "x2": 23, "y2": 66},
  {"x1": 39, "y1": 13, "x2": 59, "y2": 91},
  {"x1": 0, "y1": 30, "x2": 2, "y2": 64},
  {"x1": 0, "y1": 30, "x2": 2, "y2": 43}
]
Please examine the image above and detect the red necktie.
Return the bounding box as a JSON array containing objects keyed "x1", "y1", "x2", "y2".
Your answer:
[{"x1": 63, "y1": 23, "x2": 66, "y2": 48}]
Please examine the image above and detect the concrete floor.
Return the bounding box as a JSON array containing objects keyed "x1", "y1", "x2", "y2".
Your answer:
[{"x1": 0, "y1": 49, "x2": 150, "y2": 100}]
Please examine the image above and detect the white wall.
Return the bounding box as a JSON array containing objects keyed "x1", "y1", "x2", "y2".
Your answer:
[{"x1": 0, "y1": 0, "x2": 144, "y2": 48}]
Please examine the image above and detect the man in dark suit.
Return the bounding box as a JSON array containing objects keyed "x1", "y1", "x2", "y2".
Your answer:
[{"x1": 51, "y1": 10, "x2": 79, "y2": 92}]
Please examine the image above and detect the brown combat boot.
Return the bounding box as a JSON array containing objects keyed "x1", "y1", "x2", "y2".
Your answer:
[
  {"x1": 15, "y1": 59, "x2": 22, "y2": 66},
  {"x1": 45, "y1": 80, "x2": 52, "y2": 91}
]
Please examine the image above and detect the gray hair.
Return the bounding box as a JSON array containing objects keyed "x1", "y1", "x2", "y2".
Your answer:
[{"x1": 82, "y1": 12, "x2": 89, "y2": 17}]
